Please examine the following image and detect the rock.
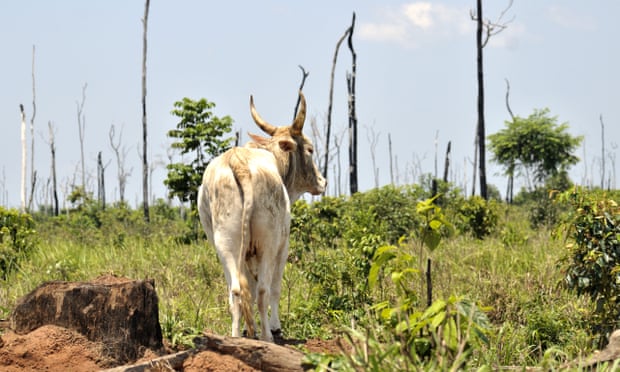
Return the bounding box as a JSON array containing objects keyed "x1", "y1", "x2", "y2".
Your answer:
[{"x1": 9, "y1": 275, "x2": 163, "y2": 364}]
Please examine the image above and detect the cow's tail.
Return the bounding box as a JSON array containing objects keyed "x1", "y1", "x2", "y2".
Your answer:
[{"x1": 229, "y1": 149, "x2": 255, "y2": 338}]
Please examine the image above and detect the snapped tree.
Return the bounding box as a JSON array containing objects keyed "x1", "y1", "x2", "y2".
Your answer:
[
  {"x1": 164, "y1": 97, "x2": 234, "y2": 209},
  {"x1": 488, "y1": 108, "x2": 583, "y2": 197}
]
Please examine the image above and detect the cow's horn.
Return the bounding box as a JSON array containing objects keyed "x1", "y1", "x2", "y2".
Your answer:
[
  {"x1": 250, "y1": 95, "x2": 277, "y2": 136},
  {"x1": 291, "y1": 91, "x2": 306, "y2": 135}
]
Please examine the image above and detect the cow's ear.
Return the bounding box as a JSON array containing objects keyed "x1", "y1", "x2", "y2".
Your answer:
[
  {"x1": 278, "y1": 138, "x2": 297, "y2": 152},
  {"x1": 249, "y1": 133, "x2": 269, "y2": 146}
]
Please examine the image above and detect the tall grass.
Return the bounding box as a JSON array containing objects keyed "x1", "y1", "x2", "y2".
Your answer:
[
  {"x1": 0, "y1": 209, "x2": 231, "y2": 342},
  {"x1": 0, "y1": 188, "x2": 610, "y2": 368}
]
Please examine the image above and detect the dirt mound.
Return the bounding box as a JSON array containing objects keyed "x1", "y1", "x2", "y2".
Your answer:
[
  {"x1": 0, "y1": 324, "x2": 110, "y2": 371},
  {"x1": 0, "y1": 324, "x2": 343, "y2": 371},
  {"x1": 0, "y1": 275, "x2": 345, "y2": 371}
]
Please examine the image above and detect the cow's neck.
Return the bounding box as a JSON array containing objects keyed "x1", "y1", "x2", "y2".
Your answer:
[{"x1": 277, "y1": 152, "x2": 301, "y2": 202}]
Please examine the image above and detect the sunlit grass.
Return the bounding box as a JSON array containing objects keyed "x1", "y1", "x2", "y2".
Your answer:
[{"x1": 0, "y1": 196, "x2": 604, "y2": 367}]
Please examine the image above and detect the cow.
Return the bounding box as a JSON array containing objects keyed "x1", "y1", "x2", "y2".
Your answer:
[{"x1": 197, "y1": 91, "x2": 326, "y2": 342}]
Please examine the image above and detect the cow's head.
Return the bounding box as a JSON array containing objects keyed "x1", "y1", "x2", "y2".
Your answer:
[{"x1": 247, "y1": 92, "x2": 326, "y2": 199}]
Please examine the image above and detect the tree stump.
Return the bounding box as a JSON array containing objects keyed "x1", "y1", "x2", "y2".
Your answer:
[{"x1": 9, "y1": 275, "x2": 163, "y2": 364}]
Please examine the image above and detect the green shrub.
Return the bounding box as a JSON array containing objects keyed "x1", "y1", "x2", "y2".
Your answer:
[
  {"x1": 559, "y1": 188, "x2": 620, "y2": 346},
  {"x1": 455, "y1": 196, "x2": 499, "y2": 239},
  {"x1": 0, "y1": 208, "x2": 37, "y2": 279}
]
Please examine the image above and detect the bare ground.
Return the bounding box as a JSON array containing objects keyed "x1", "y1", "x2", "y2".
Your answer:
[{"x1": 0, "y1": 323, "x2": 342, "y2": 371}]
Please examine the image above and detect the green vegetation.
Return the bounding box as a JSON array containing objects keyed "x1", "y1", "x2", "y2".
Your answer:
[
  {"x1": 488, "y1": 108, "x2": 582, "y2": 202},
  {"x1": 559, "y1": 189, "x2": 620, "y2": 348},
  {"x1": 1, "y1": 184, "x2": 619, "y2": 370},
  {"x1": 165, "y1": 97, "x2": 235, "y2": 208}
]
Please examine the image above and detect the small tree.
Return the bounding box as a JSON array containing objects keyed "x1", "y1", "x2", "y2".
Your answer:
[
  {"x1": 488, "y1": 108, "x2": 583, "y2": 195},
  {"x1": 560, "y1": 189, "x2": 620, "y2": 347},
  {"x1": 164, "y1": 97, "x2": 234, "y2": 209}
]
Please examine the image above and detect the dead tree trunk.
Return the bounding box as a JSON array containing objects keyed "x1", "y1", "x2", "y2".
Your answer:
[
  {"x1": 28, "y1": 45, "x2": 37, "y2": 212},
  {"x1": 97, "y1": 152, "x2": 105, "y2": 210},
  {"x1": 293, "y1": 65, "x2": 309, "y2": 119},
  {"x1": 103, "y1": 333, "x2": 307, "y2": 372},
  {"x1": 471, "y1": 0, "x2": 513, "y2": 200},
  {"x1": 471, "y1": 136, "x2": 478, "y2": 197},
  {"x1": 388, "y1": 133, "x2": 394, "y2": 185},
  {"x1": 20, "y1": 104, "x2": 27, "y2": 213},
  {"x1": 366, "y1": 126, "x2": 380, "y2": 188},
  {"x1": 346, "y1": 12, "x2": 358, "y2": 195},
  {"x1": 49, "y1": 122, "x2": 59, "y2": 216},
  {"x1": 324, "y1": 25, "x2": 351, "y2": 179},
  {"x1": 109, "y1": 125, "x2": 131, "y2": 204},
  {"x1": 504, "y1": 78, "x2": 515, "y2": 203},
  {"x1": 475, "y1": 0, "x2": 488, "y2": 200},
  {"x1": 601, "y1": 114, "x2": 605, "y2": 189},
  {"x1": 76, "y1": 83, "x2": 87, "y2": 192},
  {"x1": 141, "y1": 0, "x2": 151, "y2": 222},
  {"x1": 443, "y1": 141, "x2": 451, "y2": 183}
]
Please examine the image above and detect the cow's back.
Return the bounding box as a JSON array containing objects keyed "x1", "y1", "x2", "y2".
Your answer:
[{"x1": 199, "y1": 147, "x2": 290, "y2": 265}]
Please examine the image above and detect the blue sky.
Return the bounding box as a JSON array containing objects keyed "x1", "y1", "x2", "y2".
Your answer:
[{"x1": 1, "y1": 1, "x2": 618, "y2": 208}]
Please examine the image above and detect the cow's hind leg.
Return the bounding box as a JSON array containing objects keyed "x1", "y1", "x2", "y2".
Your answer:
[
  {"x1": 216, "y1": 246, "x2": 243, "y2": 338},
  {"x1": 256, "y1": 282, "x2": 273, "y2": 342},
  {"x1": 269, "y1": 242, "x2": 288, "y2": 336},
  {"x1": 256, "y1": 258, "x2": 275, "y2": 342}
]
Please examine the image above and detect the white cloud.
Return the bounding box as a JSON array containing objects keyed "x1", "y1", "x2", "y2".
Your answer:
[
  {"x1": 547, "y1": 5, "x2": 596, "y2": 31},
  {"x1": 403, "y1": 3, "x2": 434, "y2": 29},
  {"x1": 359, "y1": 21, "x2": 408, "y2": 44},
  {"x1": 359, "y1": 2, "x2": 473, "y2": 47}
]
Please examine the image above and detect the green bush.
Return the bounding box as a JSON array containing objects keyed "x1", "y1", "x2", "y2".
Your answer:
[
  {"x1": 455, "y1": 196, "x2": 499, "y2": 239},
  {"x1": 559, "y1": 188, "x2": 620, "y2": 346},
  {"x1": 0, "y1": 208, "x2": 37, "y2": 279}
]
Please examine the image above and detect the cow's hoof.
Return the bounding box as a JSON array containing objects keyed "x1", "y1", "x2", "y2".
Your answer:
[
  {"x1": 271, "y1": 329, "x2": 282, "y2": 340},
  {"x1": 242, "y1": 329, "x2": 257, "y2": 339}
]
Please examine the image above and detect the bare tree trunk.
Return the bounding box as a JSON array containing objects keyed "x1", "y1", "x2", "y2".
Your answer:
[
  {"x1": 471, "y1": 0, "x2": 513, "y2": 199},
  {"x1": 505, "y1": 78, "x2": 515, "y2": 203},
  {"x1": 20, "y1": 104, "x2": 27, "y2": 213},
  {"x1": 141, "y1": 0, "x2": 151, "y2": 222},
  {"x1": 443, "y1": 141, "x2": 451, "y2": 183},
  {"x1": 76, "y1": 83, "x2": 87, "y2": 192},
  {"x1": 293, "y1": 65, "x2": 309, "y2": 119},
  {"x1": 609, "y1": 143, "x2": 617, "y2": 190},
  {"x1": 434, "y1": 131, "x2": 439, "y2": 180},
  {"x1": 333, "y1": 132, "x2": 344, "y2": 196},
  {"x1": 97, "y1": 152, "x2": 106, "y2": 210},
  {"x1": 388, "y1": 133, "x2": 394, "y2": 185},
  {"x1": 601, "y1": 114, "x2": 605, "y2": 189},
  {"x1": 324, "y1": 26, "x2": 351, "y2": 179},
  {"x1": 28, "y1": 45, "x2": 37, "y2": 212},
  {"x1": 475, "y1": 0, "x2": 488, "y2": 200},
  {"x1": 346, "y1": 12, "x2": 358, "y2": 195},
  {"x1": 504, "y1": 78, "x2": 515, "y2": 121},
  {"x1": 472, "y1": 135, "x2": 478, "y2": 197},
  {"x1": 109, "y1": 125, "x2": 131, "y2": 204},
  {"x1": 49, "y1": 122, "x2": 59, "y2": 216},
  {"x1": 366, "y1": 125, "x2": 380, "y2": 188}
]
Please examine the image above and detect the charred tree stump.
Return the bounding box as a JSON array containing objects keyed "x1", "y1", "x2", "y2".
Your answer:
[{"x1": 9, "y1": 275, "x2": 163, "y2": 364}]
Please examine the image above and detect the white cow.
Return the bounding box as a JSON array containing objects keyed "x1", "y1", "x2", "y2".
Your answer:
[{"x1": 197, "y1": 92, "x2": 326, "y2": 341}]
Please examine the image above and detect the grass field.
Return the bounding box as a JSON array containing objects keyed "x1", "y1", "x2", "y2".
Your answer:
[{"x1": 1, "y1": 186, "x2": 618, "y2": 370}]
